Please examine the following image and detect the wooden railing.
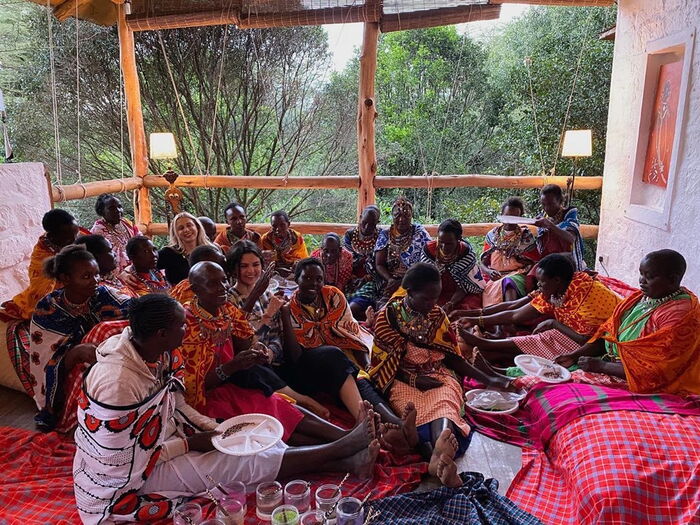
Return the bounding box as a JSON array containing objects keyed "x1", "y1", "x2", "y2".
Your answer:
[{"x1": 51, "y1": 173, "x2": 602, "y2": 239}]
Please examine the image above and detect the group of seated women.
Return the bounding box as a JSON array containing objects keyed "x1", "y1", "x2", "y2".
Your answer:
[{"x1": 2, "y1": 186, "x2": 698, "y2": 524}]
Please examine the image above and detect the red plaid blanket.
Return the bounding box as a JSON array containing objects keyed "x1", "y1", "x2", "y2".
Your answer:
[
  {"x1": 507, "y1": 411, "x2": 700, "y2": 524},
  {"x1": 0, "y1": 423, "x2": 427, "y2": 524}
]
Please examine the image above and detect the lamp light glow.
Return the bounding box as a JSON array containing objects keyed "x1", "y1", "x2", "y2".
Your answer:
[
  {"x1": 150, "y1": 132, "x2": 177, "y2": 160},
  {"x1": 561, "y1": 129, "x2": 592, "y2": 157}
]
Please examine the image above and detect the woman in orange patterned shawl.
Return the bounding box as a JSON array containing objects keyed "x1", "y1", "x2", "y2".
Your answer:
[
  {"x1": 1, "y1": 209, "x2": 81, "y2": 321},
  {"x1": 455, "y1": 254, "x2": 621, "y2": 364},
  {"x1": 280, "y1": 258, "x2": 369, "y2": 421},
  {"x1": 556, "y1": 250, "x2": 700, "y2": 396},
  {"x1": 369, "y1": 263, "x2": 510, "y2": 460},
  {"x1": 260, "y1": 210, "x2": 308, "y2": 272},
  {"x1": 311, "y1": 233, "x2": 355, "y2": 294}
]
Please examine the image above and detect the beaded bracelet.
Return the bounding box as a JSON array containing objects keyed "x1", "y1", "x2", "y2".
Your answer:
[
  {"x1": 478, "y1": 315, "x2": 485, "y2": 330},
  {"x1": 409, "y1": 374, "x2": 417, "y2": 389},
  {"x1": 215, "y1": 364, "x2": 228, "y2": 382}
]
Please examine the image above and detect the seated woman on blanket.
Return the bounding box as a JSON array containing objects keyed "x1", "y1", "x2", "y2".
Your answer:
[
  {"x1": 73, "y1": 294, "x2": 381, "y2": 525},
  {"x1": 369, "y1": 263, "x2": 511, "y2": 462},
  {"x1": 214, "y1": 201, "x2": 261, "y2": 251},
  {"x1": 122, "y1": 236, "x2": 170, "y2": 296},
  {"x1": 29, "y1": 245, "x2": 131, "y2": 432},
  {"x1": 351, "y1": 197, "x2": 431, "y2": 315},
  {"x1": 534, "y1": 184, "x2": 585, "y2": 270},
  {"x1": 311, "y1": 233, "x2": 355, "y2": 293},
  {"x1": 90, "y1": 193, "x2": 141, "y2": 272},
  {"x1": 481, "y1": 197, "x2": 539, "y2": 306},
  {"x1": 260, "y1": 210, "x2": 309, "y2": 274},
  {"x1": 420, "y1": 219, "x2": 484, "y2": 314},
  {"x1": 227, "y1": 241, "x2": 332, "y2": 419},
  {"x1": 181, "y1": 261, "x2": 358, "y2": 446},
  {"x1": 280, "y1": 258, "x2": 371, "y2": 422},
  {"x1": 74, "y1": 234, "x2": 132, "y2": 295},
  {"x1": 555, "y1": 250, "x2": 700, "y2": 396},
  {"x1": 344, "y1": 205, "x2": 382, "y2": 319},
  {"x1": 1, "y1": 209, "x2": 81, "y2": 321},
  {"x1": 454, "y1": 254, "x2": 620, "y2": 364},
  {"x1": 170, "y1": 244, "x2": 226, "y2": 304}
]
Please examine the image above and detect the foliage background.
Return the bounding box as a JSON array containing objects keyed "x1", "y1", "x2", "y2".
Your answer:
[{"x1": 0, "y1": 3, "x2": 616, "y2": 260}]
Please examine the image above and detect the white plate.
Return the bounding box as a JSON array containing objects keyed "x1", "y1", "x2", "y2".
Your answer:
[
  {"x1": 277, "y1": 279, "x2": 298, "y2": 291},
  {"x1": 514, "y1": 354, "x2": 571, "y2": 383},
  {"x1": 465, "y1": 389, "x2": 521, "y2": 415},
  {"x1": 267, "y1": 278, "x2": 280, "y2": 294},
  {"x1": 212, "y1": 414, "x2": 284, "y2": 456},
  {"x1": 496, "y1": 214, "x2": 538, "y2": 225}
]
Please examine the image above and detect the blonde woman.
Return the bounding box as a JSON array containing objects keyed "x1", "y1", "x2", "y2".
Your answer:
[{"x1": 158, "y1": 212, "x2": 218, "y2": 285}]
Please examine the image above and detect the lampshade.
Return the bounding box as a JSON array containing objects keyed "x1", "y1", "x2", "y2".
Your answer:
[
  {"x1": 561, "y1": 129, "x2": 592, "y2": 157},
  {"x1": 150, "y1": 132, "x2": 177, "y2": 160}
]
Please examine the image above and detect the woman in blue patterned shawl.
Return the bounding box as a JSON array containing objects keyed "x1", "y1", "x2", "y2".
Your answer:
[
  {"x1": 350, "y1": 197, "x2": 431, "y2": 314},
  {"x1": 28, "y1": 245, "x2": 131, "y2": 432},
  {"x1": 534, "y1": 184, "x2": 585, "y2": 270}
]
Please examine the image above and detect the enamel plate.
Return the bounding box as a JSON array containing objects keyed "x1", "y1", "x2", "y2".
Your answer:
[
  {"x1": 496, "y1": 214, "x2": 538, "y2": 225},
  {"x1": 212, "y1": 413, "x2": 284, "y2": 456}
]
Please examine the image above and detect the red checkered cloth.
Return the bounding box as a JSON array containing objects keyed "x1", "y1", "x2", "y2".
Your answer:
[
  {"x1": 507, "y1": 411, "x2": 700, "y2": 524},
  {"x1": 0, "y1": 404, "x2": 427, "y2": 524},
  {"x1": 511, "y1": 328, "x2": 580, "y2": 360},
  {"x1": 82, "y1": 320, "x2": 130, "y2": 346},
  {"x1": 513, "y1": 369, "x2": 628, "y2": 390}
]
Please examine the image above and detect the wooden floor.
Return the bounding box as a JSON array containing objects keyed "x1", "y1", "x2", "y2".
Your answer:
[{"x1": 0, "y1": 385, "x2": 522, "y2": 494}]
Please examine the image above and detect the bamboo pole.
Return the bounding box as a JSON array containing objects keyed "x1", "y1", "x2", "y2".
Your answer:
[
  {"x1": 142, "y1": 175, "x2": 360, "y2": 190},
  {"x1": 52, "y1": 176, "x2": 143, "y2": 202},
  {"x1": 145, "y1": 221, "x2": 599, "y2": 239},
  {"x1": 381, "y1": 5, "x2": 501, "y2": 33},
  {"x1": 357, "y1": 21, "x2": 379, "y2": 218},
  {"x1": 117, "y1": 4, "x2": 151, "y2": 228},
  {"x1": 374, "y1": 174, "x2": 603, "y2": 190},
  {"x1": 126, "y1": 5, "x2": 380, "y2": 32}
]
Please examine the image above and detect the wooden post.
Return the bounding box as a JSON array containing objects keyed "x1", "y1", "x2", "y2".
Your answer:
[
  {"x1": 117, "y1": 4, "x2": 151, "y2": 229},
  {"x1": 356, "y1": 21, "x2": 379, "y2": 218}
]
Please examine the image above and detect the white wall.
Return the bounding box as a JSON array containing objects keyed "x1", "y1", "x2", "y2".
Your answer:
[
  {"x1": 0, "y1": 163, "x2": 52, "y2": 300},
  {"x1": 596, "y1": 0, "x2": 700, "y2": 290}
]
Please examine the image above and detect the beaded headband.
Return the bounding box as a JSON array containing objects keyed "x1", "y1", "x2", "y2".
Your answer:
[{"x1": 392, "y1": 196, "x2": 413, "y2": 215}]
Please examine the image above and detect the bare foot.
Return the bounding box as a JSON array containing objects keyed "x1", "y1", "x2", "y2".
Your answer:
[
  {"x1": 428, "y1": 428, "x2": 459, "y2": 476},
  {"x1": 436, "y1": 453, "x2": 462, "y2": 488},
  {"x1": 348, "y1": 439, "x2": 380, "y2": 479},
  {"x1": 338, "y1": 407, "x2": 377, "y2": 455},
  {"x1": 401, "y1": 402, "x2": 419, "y2": 449},
  {"x1": 379, "y1": 422, "x2": 410, "y2": 455},
  {"x1": 298, "y1": 395, "x2": 331, "y2": 420},
  {"x1": 355, "y1": 400, "x2": 372, "y2": 426}
]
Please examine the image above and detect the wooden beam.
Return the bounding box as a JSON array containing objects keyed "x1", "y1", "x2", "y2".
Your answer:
[
  {"x1": 374, "y1": 175, "x2": 603, "y2": 190},
  {"x1": 146, "y1": 221, "x2": 599, "y2": 239},
  {"x1": 381, "y1": 5, "x2": 501, "y2": 33},
  {"x1": 490, "y1": 0, "x2": 613, "y2": 6},
  {"x1": 357, "y1": 21, "x2": 379, "y2": 218},
  {"x1": 118, "y1": 4, "x2": 151, "y2": 226},
  {"x1": 142, "y1": 175, "x2": 360, "y2": 190},
  {"x1": 52, "y1": 177, "x2": 143, "y2": 202},
  {"x1": 126, "y1": 5, "x2": 381, "y2": 31},
  {"x1": 53, "y1": 0, "x2": 91, "y2": 22}
]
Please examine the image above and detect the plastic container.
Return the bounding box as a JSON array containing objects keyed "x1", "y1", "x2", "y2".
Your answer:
[
  {"x1": 256, "y1": 481, "x2": 284, "y2": 521},
  {"x1": 284, "y1": 480, "x2": 311, "y2": 513},
  {"x1": 271, "y1": 504, "x2": 300, "y2": 525}
]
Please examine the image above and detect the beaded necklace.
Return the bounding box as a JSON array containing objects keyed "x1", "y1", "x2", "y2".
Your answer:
[
  {"x1": 62, "y1": 289, "x2": 92, "y2": 315},
  {"x1": 435, "y1": 243, "x2": 459, "y2": 273},
  {"x1": 191, "y1": 298, "x2": 233, "y2": 345},
  {"x1": 299, "y1": 295, "x2": 326, "y2": 321},
  {"x1": 640, "y1": 288, "x2": 684, "y2": 306},
  {"x1": 396, "y1": 298, "x2": 430, "y2": 344},
  {"x1": 270, "y1": 231, "x2": 293, "y2": 255},
  {"x1": 129, "y1": 268, "x2": 171, "y2": 292},
  {"x1": 492, "y1": 227, "x2": 523, "y2": 254},
  {"x1": 350, "y1": 228, "x2": 378, "y2": 256},
  {"x1": 226, "y1": 228, "x2": 251, "y2": 246},
  {"x1": 387, "y1": 225, "x2": 412, "y2": 272},
  {"x1": 101, "y1": 219, "x2": 132, "y2": 247}
]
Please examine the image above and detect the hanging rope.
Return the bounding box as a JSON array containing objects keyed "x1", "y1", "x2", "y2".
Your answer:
[
  {"x1": 551, "y1": 8, "x2": 596, "y2": 176},
  {"x1": 75, "y1": 1, "x2": 82, "y2": 183},
  {"x1": 119, "y1": 47, "x2": 125, "y2": 179},
  {"x1": 524, "y1": 56, "x2": 547, "y2": 177},
  {"x1": 157, "y1": 31, "x2": 204, "y2": 176},
  {"x1": 46, "y1": 0, "x2": 63, "y2": 185}
]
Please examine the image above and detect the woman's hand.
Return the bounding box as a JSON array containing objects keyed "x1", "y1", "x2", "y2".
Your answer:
[
  {"x1": 554, "y1": 353, "x2": 577, "y2": 368},
  {"x1": 488, "y1": 269, "x2": 502, "y2": 280},
  {"x1": 227, "y1": 349, "x2": 268, "y2": 372},
  {"x1": 442, "y1": 301, "x2": 455, "y2": 314},
  {"x1": 250, "y1": 263, "x2": 275, "y2": 301},
  {"x1": 577, "y1": 356, "x2": 605, "y2": 373},
  {"x1": 534, "y1": 217, "x2": 556, "y2": 230},
  {"x1": 385, "y1": 278, "x2": 402, "y2": 296},
  {"x1": 364, "y1": 306, "x2": 377, "y2": 329},
  {"x1": 264, "y1": 294, "x2": 287, "y2": 319},
  {"x1": 65, "y1": 343, "x2": 97, "y2": 370},
  {"x1": 186, "y1": 430, "x2": 220, "y2": 453},
  {"x1": 415, "y1": 375, "x2": 443, "y2": 392},
  {"x1": 118, "y1": 270, "x2": 140, "y2": 288},
  {"x1": 532, "y1": 319, "x2": 559, "y2": 334},
  {"x1": 251, "y1": 342, "x2": 274, "y2": 365}
]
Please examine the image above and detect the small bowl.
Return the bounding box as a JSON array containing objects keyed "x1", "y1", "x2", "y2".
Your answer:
[{"x1": 465, "y1": 389, "x2": 520, "y2": 415}]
